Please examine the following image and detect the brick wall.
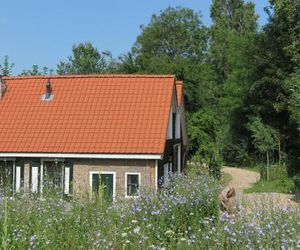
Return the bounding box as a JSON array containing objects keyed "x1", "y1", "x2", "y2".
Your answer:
[{"x1": 72, "y1": 159, "x2": 156, "y2": 198}]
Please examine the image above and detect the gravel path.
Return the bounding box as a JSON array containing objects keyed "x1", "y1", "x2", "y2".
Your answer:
[
  {"x1": 222, "y1": 167, "x2": 259, "y2": 193},
  {"x1": 222, "y1": 167, "x2": 297, "y2": 208}
]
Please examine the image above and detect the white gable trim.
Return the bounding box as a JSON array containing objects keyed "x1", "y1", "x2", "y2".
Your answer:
[
  {"x1": 0, "y1": 153, "x2": 162, "y2": 160},
  {"x1": 167, "y1": 86, "x2": 179, "y2": 140}
]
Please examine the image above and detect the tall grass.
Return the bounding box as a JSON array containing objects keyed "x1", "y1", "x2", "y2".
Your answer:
[
  {"x1": 246, "y1": 164, "x2": 295, "y2": 194},
  {"x1": 0, "y1": 170, "x2": 299, "y2": 249}
]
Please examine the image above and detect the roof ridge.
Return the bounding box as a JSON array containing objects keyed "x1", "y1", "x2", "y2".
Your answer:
[{"x1": 3, "y1": 74, "x2": 176, "y2": 80}]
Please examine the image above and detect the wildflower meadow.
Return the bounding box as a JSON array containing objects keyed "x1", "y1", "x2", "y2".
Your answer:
[{"x1": 0, "y1": 170, "x2": 299, "y2": 249}]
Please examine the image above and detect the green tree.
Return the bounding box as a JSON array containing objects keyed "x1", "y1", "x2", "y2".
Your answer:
[
  {"x1": 247, "y1": 117, "x2": 278, "y2": 181},
  {"x1": 116, "y1": 52, "x2": 139, "y2": 74},
  {"x1": 57, "y1": 43, "x2": 116, "y2": 75},
  {"x1": 243, "y1": 0, "x2": 300, "y2": 170},
  {"x1": 131, "y1": 7, "x2": 211, "y2": 111},
  {"x1": 20, "y1": 65, "x2": 54, "y2": 76},
  {"x1": 209, "y1": 0, "x2": 258, "y2": 164},
  {"x1": 187, "y1": 109, "x2": 222, "y2": 178},
  {"x1": 0, "y1": 56, "x2": 14, "y2": 76},
  {"x1": 287, "y1": 71, "x2": 300, "y2": 131},
  {"x1": 210, "y1": 0, "x2": 257, "y2": 83}
]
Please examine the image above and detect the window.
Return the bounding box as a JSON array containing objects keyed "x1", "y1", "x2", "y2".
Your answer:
[
  {"x1": 0, "y1": 159, "x2": 24, "y2": 193},
  {"x1": 125, "y1": 173, "x2": 140, "y2": 197},
  {"x1": 176, "y1": 111, "x2": 181, "y2": 139},
  {"x1": 0, "y1": 160, "x2": 13, "y2": 191},
  {"x1": 172, "y1": 112, "x2": 176, "y2": 139},
  {"x1": 167, "y1": 109, "x2": 174, "y2": 139},
  {"x1": 42, "y1": 160, "x2": 73, "y2": 195},
  {"x1": 89, "y1": 171, "x2": 116, "y2": 201},
  {"x1": 173, "y1": 144, "x2": 181, "y2": 173},
  {"x1": 43, "y1": 161, "x2": 64, "y2": 191},
  {"x1": 163, "y1": 163, "x2": 172, "y2": 183}
]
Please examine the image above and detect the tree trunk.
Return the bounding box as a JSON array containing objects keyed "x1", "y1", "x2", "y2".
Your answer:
[
  {"x1": 266, "y1": 151, "x2": 270, "y2": 182},
  {"x1": 278, "y1": 137, "x2": 281, "y2": 167}
]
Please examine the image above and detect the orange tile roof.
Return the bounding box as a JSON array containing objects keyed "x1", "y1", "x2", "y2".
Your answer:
[
  {"x1": 176, "y1": 81, "x2": 183, "y2": 107},
  {"x1": 0, "y1": 75, "x2": 176, "y2": 155}
]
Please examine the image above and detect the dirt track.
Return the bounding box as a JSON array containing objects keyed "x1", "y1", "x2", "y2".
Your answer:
[
  {"x1": 222, "y1": 167, "x2": 259, "y2": 193},
  {"x1": 222, "y1": 167, "x2": 297, "y2": 208}
]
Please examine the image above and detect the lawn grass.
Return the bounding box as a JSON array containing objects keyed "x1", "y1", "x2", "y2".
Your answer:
[{"x1": 244, "y1": 178, "x2": 295, "y2": 194}]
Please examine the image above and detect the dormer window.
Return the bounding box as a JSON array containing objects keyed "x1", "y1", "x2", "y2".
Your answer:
[{"x1": 41, "y1": 79, "x2": 54, "y2": 101}]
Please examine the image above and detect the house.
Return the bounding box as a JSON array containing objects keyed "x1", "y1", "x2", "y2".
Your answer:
[{"x1": 0, "y1": 74, "x2": 187, "y2": 199}]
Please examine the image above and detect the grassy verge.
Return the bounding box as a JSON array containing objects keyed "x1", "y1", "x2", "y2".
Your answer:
[
  {"x1": 244, "y1": 178, "x2": 294, "y2": 194},
  {"x1": 243, "y1": 166, "x2": 260, "y2": 173},
  {"x1": 220, "y1": 171, "x2": 232, "y2": 187}
]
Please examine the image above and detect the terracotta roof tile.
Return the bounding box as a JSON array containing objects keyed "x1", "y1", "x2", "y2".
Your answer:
[{"x1": 0, "y1": 75, "x2": 176, "y2": 155}]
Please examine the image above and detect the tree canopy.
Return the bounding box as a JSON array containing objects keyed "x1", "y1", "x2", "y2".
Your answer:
[
  {"x1": 4, "y1": 1, "x2": 300, "y2": 175},
  {"x1": 57, "y1": 43, "x2": 116, "y2": 75}
]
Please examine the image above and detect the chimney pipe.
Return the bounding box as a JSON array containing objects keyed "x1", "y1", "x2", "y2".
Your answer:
[
  {"x1": 45, "y1": 79, "x2": 52, "y2": 99},
  {"x1": 0, "y1": 76, "x2": 7, "y2": 99}
]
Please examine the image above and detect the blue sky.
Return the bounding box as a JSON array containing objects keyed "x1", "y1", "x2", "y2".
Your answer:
[{"x1": 1, "y1": 0, "x2": 270, "y2": 75}]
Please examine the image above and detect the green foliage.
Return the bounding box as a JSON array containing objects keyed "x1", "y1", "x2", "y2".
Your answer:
[
  {"x1": 259, "y1": 164, "x2": 288, "y2": 182},
  {"x1": 131, "y1": 7, "x2": 212, "y2": 111},
  {"x1": 286, "y1": 70, "x2": 300, "y2": 131},
  {"x1": 207, "y1": 0, "x2": 258, "y2": 165},
  {"x1": 245, "y1": 178, "x2": 294, "y2": 194},
  {"x1": 247, "y1": 117, "x2": 278, "y2": 155},
  {"x1": 0, "y1": 56, "x2": 14, "y2": 76},
  {"x1": 187, "y1": 109, "x2": 219, "y2": 161},
  {"x1": 220, "y1": 171, "x2": 233, "y2": 187},
  {"x1": 20, "y1": 65, "x2": 53, "y2": 76},
  {"x1": 245, "y1": 163, "x2": 293, "y2": 194},
  {"x1": 135, "y1": 7, "x2": 206, "y2": 63},
  {"x1": 5, "y1": 0, "x2": 300, "y2": 177},
  {"x1": 187, "y1": 109, "x2": 222, "y2": 179},
  {"x1": 210, "y1": 0, "x2": 257, "y2": 34},
  {"x1": 57, "y1": 43, "x2": 116, "y2": 75}
]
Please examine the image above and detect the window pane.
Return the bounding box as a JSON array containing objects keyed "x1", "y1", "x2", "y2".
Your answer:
[
  {"x1": 127, "y1": 174, "x2": 139, "y2": 196},
  {"x1": 92, "y1": 174, "x2": 99, "y2": 194},
  {"x1": 0, "y1": 161, "x2": 13, "y2": 190},
  {"x1": 44, "y1": 161, "x2": 64, "y2": 191}
]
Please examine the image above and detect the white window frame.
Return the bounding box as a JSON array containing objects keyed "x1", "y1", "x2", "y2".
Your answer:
[
  {"x1": 125, "y1": 172, "x2": 141, "y2": 198},
  {"x1": 89, "y1": 171, "x2": 116, "y2": 200},
  {"x1": 15, "y1": 165, "x2": 22, "y2": 193},
  {"x1": 64, "y1": 166, "x2": 71, "y2": 195},
  {"x1": 31, "y1": 166, "x2": 39, "y2": 193}
]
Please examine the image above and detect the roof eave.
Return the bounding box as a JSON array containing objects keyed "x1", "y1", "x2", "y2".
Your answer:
[{"x1": 0, "y1": 153, "x2": 162, "y2": 160}]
